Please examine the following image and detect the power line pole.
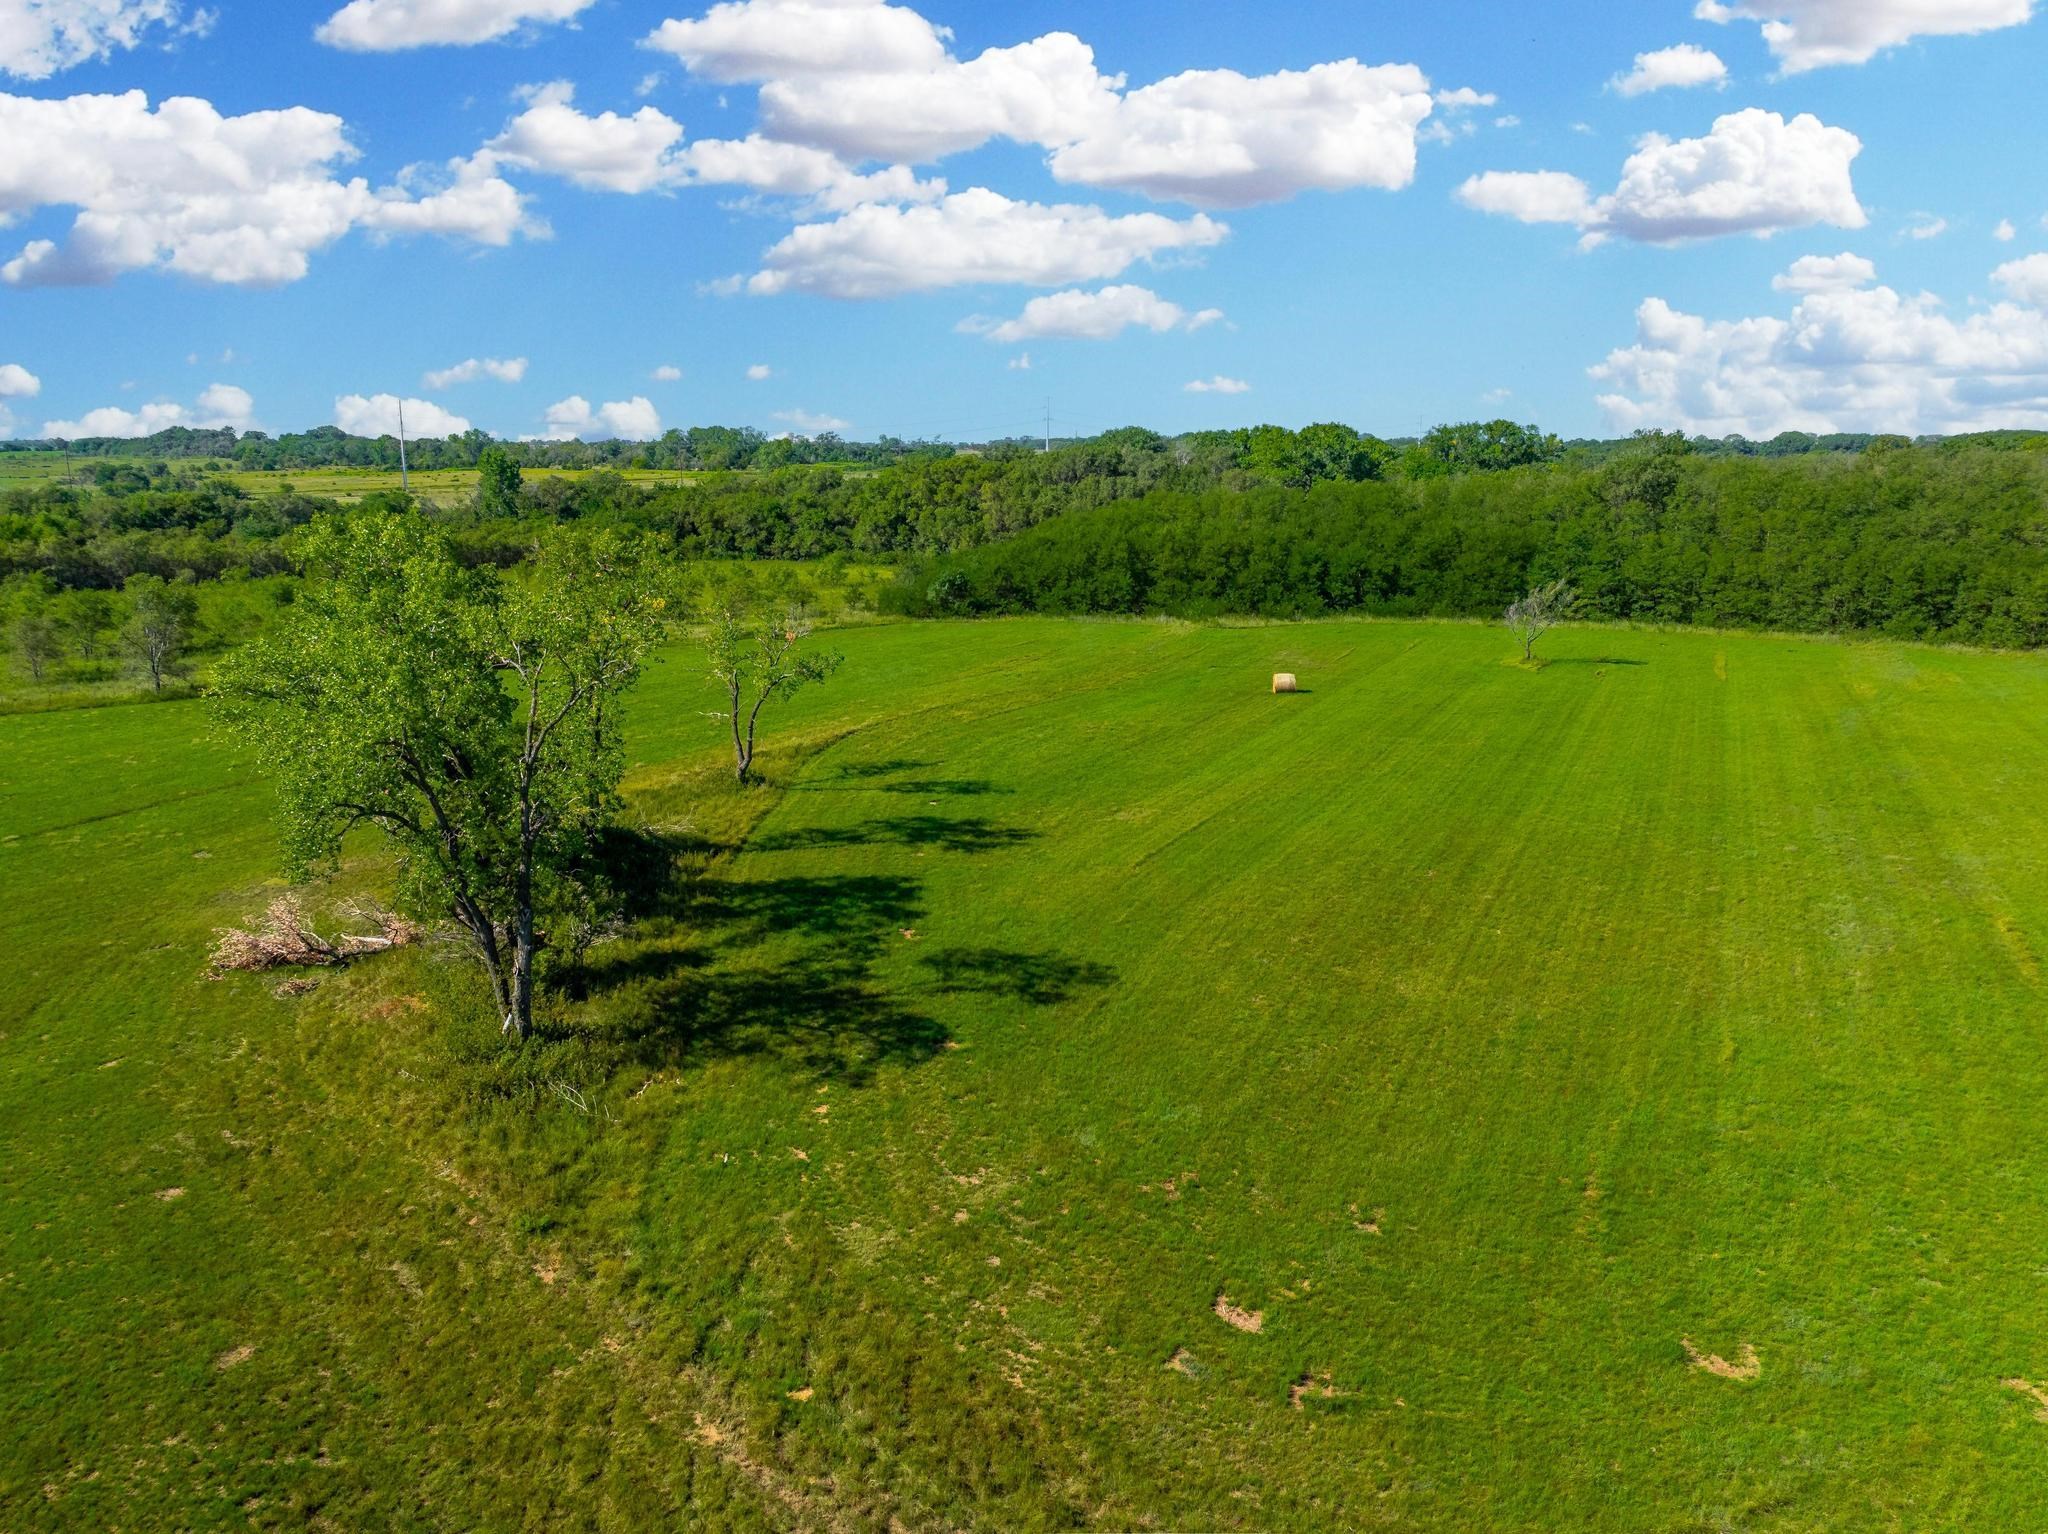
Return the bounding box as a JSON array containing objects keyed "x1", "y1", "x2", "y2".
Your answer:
[
  {"x1": 396, "y1": 397, "x2": 411, "y2": 496},
  {"x1": 1043, "y1": 399, "x2": 1053, "y2": 454}
]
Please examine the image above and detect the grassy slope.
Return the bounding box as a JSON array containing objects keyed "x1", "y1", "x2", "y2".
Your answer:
[{"x1": 7, "y1": 617, "x2": 2048, "y2": 1529}]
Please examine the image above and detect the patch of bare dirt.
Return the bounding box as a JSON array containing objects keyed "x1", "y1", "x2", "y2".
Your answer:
[
  {"x1": 787, "y1": 1386, "x2": 814, "y2": 1402},
  {"x1": 1164, "y1": 1348, "x2": 1197, "y2": 1376},
  {"x1": 213, "y1": 1343, "x2": 255, "y2": 1371},
  {"x1": 1350, "y1": 1203, "x2": 1384, "y2": 1235},
  {"x1": 154, "y1": 1187, "x2": 185, "y2": 1201},
  {"x1": 1682, "y1": 1337, "x2": 1760, "y2": 1381},
  {"x1": 2004, "y1": 1378, "x2": 2048, "y2": 1422},
  {"x1": 1290, "y1": 1371, "x2": 1342, "y2": 1410},
  {"x1": 273, "y1": 977, "x2": 320, "y2": 999},
  {"x1": 1213, "y1": 1294, "x2": 1263, "y2": 1334}
]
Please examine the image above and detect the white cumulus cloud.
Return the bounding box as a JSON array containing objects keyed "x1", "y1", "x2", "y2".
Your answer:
[
  {"x1": 770, "y1": 407, "x2": 850, "y2": 435},
  {"x1": 1772, "y1": 251, "x2": 1876, "y2": 292},
  {"x1": 745, "y1": 363, "x2": 772, "y2": 380},
  {"x1": 1693, "y1": 0, "x2": 2034, "y2": 72},
  {"x1": 644, "y1": 0, "x2": 950, "y2": 84},
  {"x1": 1993, "y1": 253, "x2": 2048, "y2": 306},
  {"x1": 316, "y1": 0, "x2": 597, "y2": 51},
  {"x1": 735, "y1": 187, "x2": 1227, "y2": 299},
  {"x1": 0, "y1": 0, "x2": 204, "y2": 81},
  {"x1": 959, "y1": 284, "x2": 1222, "y2": 343},
  {"x1": 44, "y1": 379, "x2": 253, "y2": 437},
  {"x1": 0, "y1": 89, "x2": 535, "y2": 287},
  {"x1": 535, "y1": 394, "x2": 662, "y2": 440},
  {"x1": 1591, "y1": 264, "x2": 2048, "y2": 436},
  {"x1": 423, "y1": 355, "x2": 527, "y2": 388},
  {"x1": 1995, "y1": 219, "x2": 2018, "y2": 242},
  {"x1": 1044, "y1": 61, "x2": 1435, "y2": 209},
  {"x1": 0, "y1": 362, "x2": 40, "y2": 397},
  {"x1": 1610, "y1": 44, "x2": 1728, "y2": 96},
  {"x1": 1458, "y1": 108, "x2": 1864, "y2": 246},
  {"x1": 653, "y1": 364, "x2": 683, "y2": 381},
  {"x1": 486, "y1": 81, "x2": 687, "y2": 194},
  {"x1": 1185, "y1": 375, "x2": 1249, "y2": 394},
  {"x1": 647, "y1": 0, "x2": 1441, "y2": 209},
  {"x1": 334, "y1": 393, "x2": 473, "y2": 437},
  {"x1": 481, "y1": 82, "x2": 943, "y2": 209},
  {"x1": 1456, "y1": 169, "x2": 1596, "y2": 226}
]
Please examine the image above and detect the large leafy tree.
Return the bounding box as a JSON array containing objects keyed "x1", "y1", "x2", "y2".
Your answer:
[
  {"x1": 215, "y1": 514, "x2": 669, "y2": 1040},
  {"x1": 477, "y1": 445, "x2": 524, "y2": 519}
]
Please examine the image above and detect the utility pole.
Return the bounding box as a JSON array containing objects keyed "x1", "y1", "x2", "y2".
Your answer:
[
  {"x1": 1043, "y1": 399, "x2": 1053, "y2": 454},
  {"x1": 396, "y1": 397, "x2": 411, "y2": 496}
]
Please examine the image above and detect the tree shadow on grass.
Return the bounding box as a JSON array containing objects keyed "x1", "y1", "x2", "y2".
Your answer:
[
  {"x1": 565, "y1": 763, "x2": 1092, "y2": 1085},
  {"x1": 917, "y1": 947, "x2": 1117, "y2": 1007},
  {"x1": 1546, "y1": 656, "x2": 1649, "y2": 667},
  {"x1": 819, "y1": 758, "x2": 935, "y2": 781},
  {"x1": 751, "y1": 816, "x2": 1039, "y2": 856},
  {"x1": 572, "y1": 866, "x2": 937, "y2": 1083},
  {"x1": 875, "y1": 778, "x2": 1013, "y2": 798}
]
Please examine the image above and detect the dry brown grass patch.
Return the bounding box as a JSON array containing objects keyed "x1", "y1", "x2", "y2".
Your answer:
[
  {"x1": 1682, "y1": 1337, "x2": 1760, "y2": 1381},
  {"x1": 1213, "y1": 1294, "x2": 1263, "y2": 1334},
  {"x1": 213, "y1": 1343, "x2": 255, "y2": 1371},
  {"x1": 1290, "y1": 1371, "x2": 1341, "y2": 1410},
  {"x1": 2004, "y1": 1378, "x2": 2048, "y2": 1421}
]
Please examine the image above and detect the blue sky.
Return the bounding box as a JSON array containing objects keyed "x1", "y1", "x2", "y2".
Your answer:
[{"x1": 2, "y1": 0, "x2": 2045, "y2": 444}]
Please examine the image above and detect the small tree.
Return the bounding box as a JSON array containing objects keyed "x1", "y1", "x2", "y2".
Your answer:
[
  {"x1": 1506, "y1": 578, "x2": 1577, "y2": 663},
  {"x1": 65, "y1": 590, "x2": 115, "y2": 661},
  {"x1": 122, "y1": 575, "x2": 197, "y2": 691},
  {"x1": 704, "y1": 604, "x2": 841, "y2": 785},
  {"x1": 477, "y1": 446, "x2": 524, "y2": 520},
  {"x1": 12, "y1": 607, "x2": 59, "y2": 682},
  {"x1": 214, "y1": 515, "x2": 669, "y2": 1040}
]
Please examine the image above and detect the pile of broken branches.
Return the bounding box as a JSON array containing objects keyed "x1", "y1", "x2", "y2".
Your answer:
[{"x1": 208, "y1": 896, "x2": 419, "y2": 977}]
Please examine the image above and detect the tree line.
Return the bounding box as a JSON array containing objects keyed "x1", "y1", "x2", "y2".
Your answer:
[
  {"x1": 14, "y1": 428, "x2": 2048, "y2": 673},
  {"x1": 881, "y1": 435, "x2": 2048, "y2": 649}
]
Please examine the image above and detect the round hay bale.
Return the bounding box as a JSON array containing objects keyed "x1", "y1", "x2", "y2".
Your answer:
[{"x1": 1272, "y1": 673, "x2": 1299, "y2": 694}]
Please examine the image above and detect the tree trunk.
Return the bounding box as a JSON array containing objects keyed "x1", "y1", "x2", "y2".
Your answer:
[
  {"x1": 730, "y1": 677, "x2": 753, "y2": 784},
  {"x1": 502, "y1": 869, "x2": 537, "y2": 1040},
  {"x1": 505, "y1": 930, "x2": 534, "y2": 1041}
]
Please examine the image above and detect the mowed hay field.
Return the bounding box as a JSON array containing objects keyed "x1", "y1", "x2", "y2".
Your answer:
[
  {"x1": 0, "y1": 456, "x2": 695, "y2": 502},
  {"x1": 8, "y1": 617, "x2": 2048, "y2": 1530}
]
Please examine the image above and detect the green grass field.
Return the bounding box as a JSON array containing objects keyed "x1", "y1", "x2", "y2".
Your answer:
[
  {"x1": 8, "y1": 617, "x2": 2048, "y2": 1529},
  {"x1": 0, "y1": 455, "x2": 695, "y2": 503}
]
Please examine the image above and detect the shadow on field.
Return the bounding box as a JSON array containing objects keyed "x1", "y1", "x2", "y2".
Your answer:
[
  {"x1": 1548, "y1": 656, "x2": 1648, "y2": 667},
  {"x1": 569, "y1": 762, "x2": 1100, "y2": 1085},
  {"x1": 797, "y1": 760, "x2": 1013, "y2": 799},
  {"x1": 917, "y1": 947, "x2": 1116, "y2": 1006},
  {"x1": 751, "y1": 815, "x2": 1039, "y2": 855},
  {"x1": 575, "y1": 865, "x2": 940, "y2": 1082}
]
